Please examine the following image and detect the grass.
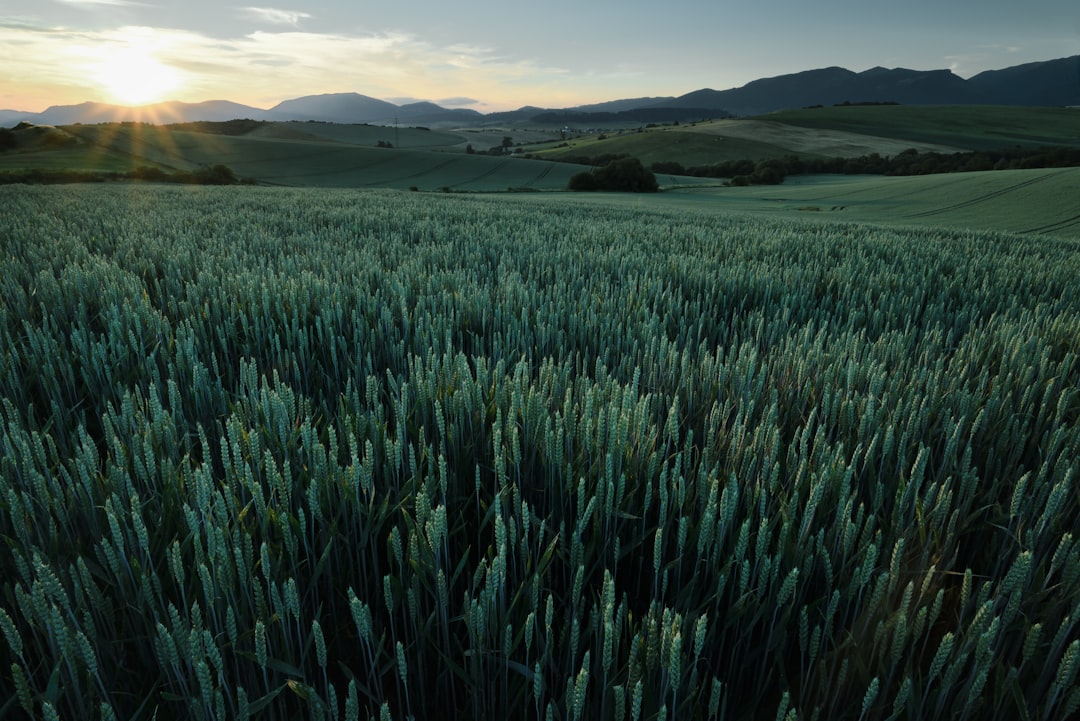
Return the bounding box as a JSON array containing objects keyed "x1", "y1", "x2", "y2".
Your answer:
[
  {"x1": 3, "y1": 112, "x2": 1079, "y2": 235},
  {"x1": 542, "y1": 168, "x2": 1080, "y2": 238},
  {"x1": 531, "y1": 106, "x2": 1080, "y2": 167},
  {"x1": 534, "y1": 129, "x2": 805, "y2": 166},
  {"x1": 0, "y1": 123, "x2": 587, "y2": 190},
  {"x1": 764, "y1": 105, "x2": 1080, "y2": 151},
  {"x1": 257, "y1": 122, "x2": 465, "y2": 149}
]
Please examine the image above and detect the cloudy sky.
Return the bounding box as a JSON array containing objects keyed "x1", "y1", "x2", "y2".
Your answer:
[{"x1": 3, "y1": 0, "x2": 1079, "y2": 112}]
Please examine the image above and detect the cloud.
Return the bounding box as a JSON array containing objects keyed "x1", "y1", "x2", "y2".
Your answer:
[
  {"x1": 0, "y1": 22, "x2": 576, "y2": 111},
  {"x1": 240, "y1": 7, "x2": 312, "y2": 27},
  {"x1": 55, "y1": 0, "x2": 147, "y2": 6},
  {"x1": 438, "y1": 97, "x2": 480, "y2": 107}
]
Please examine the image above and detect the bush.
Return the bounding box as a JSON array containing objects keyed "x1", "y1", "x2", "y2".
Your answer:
[
  {"x1": 194, "y1": 164, "x2": 240, "y2": 185},
  {"x1": 568, "y1": 157, "x2": 659, "y2": 192},
  {"x1": 567, "y1": 172, "x2": 599, "y2": 191}
]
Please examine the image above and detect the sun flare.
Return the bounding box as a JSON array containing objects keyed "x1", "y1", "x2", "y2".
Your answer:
[{"x1": 92, "y1": 45, "x2": 183, "y2": 106}]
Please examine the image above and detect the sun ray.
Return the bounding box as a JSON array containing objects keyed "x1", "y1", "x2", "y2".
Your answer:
[{"x1": 91, "y1": 39, "x2": 183, "y2": 106}]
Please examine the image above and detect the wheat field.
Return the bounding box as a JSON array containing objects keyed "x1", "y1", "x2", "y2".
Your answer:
[{"x1": 0, "y1": 184, "x2": 1077, "y2": 721}]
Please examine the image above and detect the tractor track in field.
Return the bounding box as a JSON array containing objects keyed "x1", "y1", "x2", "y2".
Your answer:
[
  {"x1": 1020, "y1": 212, "x2": 1080, "y2": 235},
  {"x1": 449, "y1": 159, "x2": 510, "y2": 188},
  {"x1": 906, "y1": 169, "x2": 1068, "y2": 218},
  {"x1": 238, "y1": 147, "x2": 369, "y2": 174},
  {"x1": 524, "y1": 162, "x2": 556, "y2": 188},
  {"x1": 359, "y1": 157, "x2": 459, "y2": 186}
]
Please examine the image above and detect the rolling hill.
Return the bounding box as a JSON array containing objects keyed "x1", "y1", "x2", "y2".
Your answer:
[
  {"x1": 532, "y1": 105, "x2": 1080, "y2": 167},
  {"x1": 0, "y1": 121, "x2": 589, "y2": 191}
]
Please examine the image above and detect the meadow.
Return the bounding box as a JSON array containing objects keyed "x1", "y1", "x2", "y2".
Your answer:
[
  {"x1": 764, "y1": 106, "x2": 1080, "y2": 153},
  {"x1": 0, "y1": 184, "x2": 1077, "y2": 721},
  {"x1": 644, "y1": 168, "x2": 1080, "y2": 238},
  {"x1": 532, "y1": 106, "x2": 1080, "y2": 168},
  {"x1": 0, "y1": 123, "x2": 586, "y2": 192}
]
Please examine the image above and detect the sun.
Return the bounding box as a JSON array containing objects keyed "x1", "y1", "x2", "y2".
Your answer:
[{"x1": 92, "y1": 45, "x2": 183, "y2": 106}]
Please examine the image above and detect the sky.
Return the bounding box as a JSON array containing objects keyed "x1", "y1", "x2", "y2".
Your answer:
[{"x1": 2, "y1": 0, "x2": 1079, "y2": 112}]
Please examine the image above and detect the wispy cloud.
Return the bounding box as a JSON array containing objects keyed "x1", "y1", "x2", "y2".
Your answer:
[
  {"x1": 240, "y1": 7, "x2": 312, "y2": 27},
  {"x1": 55, "y1": 0, "x2": 148, "y2": 6},
  {"x1": 0, "y1": 23, "x2": 574, "y2": 111},
  {"x1": 439, "y1": 97, "x2": 480, "y2": 107}
]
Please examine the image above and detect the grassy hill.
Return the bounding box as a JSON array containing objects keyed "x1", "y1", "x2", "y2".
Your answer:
[
  {"x1": 532, "y1": 105, "x2": 1080, "y2": 167},
  {"x1": 543, "y1": 167, "x2": 1080, "y2": 238},
  {"x1": 532, "y1": 128, "x2": 802, "y2": 166},
  {"x1": 0, "y1": 122, "x2": 586, "y2": 191},
  {"x1": 763, "y1": 105, "x2": 1080, "y2": 151},
  {"x1": 3, "y1": 111, "x2": 1079, "y2": 237}
]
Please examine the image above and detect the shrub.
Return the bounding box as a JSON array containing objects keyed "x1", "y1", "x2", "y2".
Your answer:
[{"x1": 569, "y1": 157, "x2": 659, "y2": 192}]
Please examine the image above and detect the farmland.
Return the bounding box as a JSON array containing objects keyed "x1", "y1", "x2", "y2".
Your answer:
[
  {"x1": 531, "y1": 106, "x2": 1080, "y2": 167},
  {"x1": 0, "y1": 122, "x2": 588, "y2": 191},
  {"x1": 1, "y1": 184, "x2": 1078, "y2": 721},
  {"x1": 641, "y1": 168, "x2": 1080, "y2": 238}
]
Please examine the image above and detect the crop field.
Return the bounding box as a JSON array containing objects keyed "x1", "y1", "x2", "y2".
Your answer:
[
  {"x1": 765, "y1": 106, "x2": 1080, "y2": 152},
  {"x1": 258, "y1": 123, "x2": 464, "y2": 150},
  {"x1": 537, "y1": 119, "x2": 964, "y2": 167},
  {"x1": 614, "y1": 168, "x2": 1080, "y2": 238},
  {"x1": 0, "y1": 124, "x2": 586, "y2": 191},
  {"x1": 1, "y1": 184, "x2": 1077, "y2": 721},
  {"x1": 533, "y1": 105, "x2": 1080, "y2": 167},
  {"x1": 535, "y1": 129, "x2": 803, "y2": 167}
]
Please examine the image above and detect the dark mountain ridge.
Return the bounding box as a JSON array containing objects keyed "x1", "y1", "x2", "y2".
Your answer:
[{"x1": 3, "y1": 55, "x2": 1077, "y2": 128}]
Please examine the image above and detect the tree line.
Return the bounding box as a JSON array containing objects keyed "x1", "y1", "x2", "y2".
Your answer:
[
  {"x1": 650, "y1": 145, "x2": 1080, "y2": 184},
  {"x1": 0, "y1": 164, "x2": 251, "y2": 186}
]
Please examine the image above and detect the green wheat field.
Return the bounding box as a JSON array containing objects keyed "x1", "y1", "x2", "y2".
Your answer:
[{"x1": 1, "y1": 183, "x2": 1078, "y2": 721}]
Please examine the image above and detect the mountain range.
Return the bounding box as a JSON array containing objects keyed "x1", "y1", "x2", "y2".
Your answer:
[{"x1": 3, "y1": 55, "x2": 1078, "y2": 128}]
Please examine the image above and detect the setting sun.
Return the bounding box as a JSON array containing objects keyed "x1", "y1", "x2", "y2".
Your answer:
[{"x1": 92, "y1": 45, "x2": 182, "y2": 106}]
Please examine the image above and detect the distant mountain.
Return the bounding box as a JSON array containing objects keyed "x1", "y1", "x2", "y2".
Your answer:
[
  {"x1": 531, "y1": 107, "x2": 729, "y2": 126},
  {"x1": 396, "y1": 102, "x2": 483, "y2": 125},
  {"x1": 265, "y1": 92, "x2": 398, "y2": 123},
  {"x1": 0, "y1": 109, "x2": 32, "y2": 126},
  {"x1": 2, "y1": 100, "x2": 266, "y2": 126},
  {"x1": 653, "y1": 65, "x2": 981, "y2": 116},
  {"x1": 968, "y1": 56, "x2": 1080, "y2": 106},
  {"x1": 569, "y1": 97, "x2": 676, "y2": 113},
  {"x1": 5, "y1": 54, "x2": 1078, "y2": 129}
]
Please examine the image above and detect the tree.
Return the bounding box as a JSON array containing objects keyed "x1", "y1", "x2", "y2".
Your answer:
[
  {"x1": 750, "y1": 160, "x2": 785, "y2": 185},
  {"x1": 568, "y1": 157, "x2": 659, "y2": 193},
  {"x1": 195, "y1": 164, "x2": 239, "y2": 185}
]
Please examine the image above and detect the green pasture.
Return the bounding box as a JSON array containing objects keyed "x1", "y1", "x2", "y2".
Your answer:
[
  {"x1": 2, "y1": 123, "x2": 586, "y2": 190},
  {"x1": 765, "y1": 105, "x2": 1080, "y2": 151},
  {"x1": 540, "y1": 168, "x2": 1080, "y2": 238},
  {"x1": 262, "y1": 122, "x2": 464, "y2": 149},
  {"x1": 0, "y1": 145, "x2": 137, "y2": 175},
  {"x1": 534, "y1": 106, "x2": 1080, "y2": 167},
  {"x1": 3, "y1": 116, "x2": 1078, "y2": 237},
  {"x1": 534, "y1": 129, "x2": 801, "y2": 166}
]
